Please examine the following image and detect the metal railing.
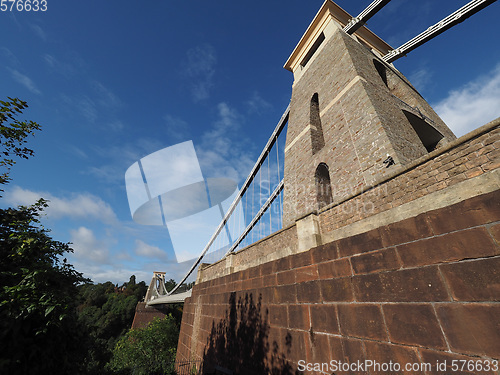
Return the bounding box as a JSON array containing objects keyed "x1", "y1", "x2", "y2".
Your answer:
[{"x1": 166, "y1": 104, "x2": 289, "y2": 295}]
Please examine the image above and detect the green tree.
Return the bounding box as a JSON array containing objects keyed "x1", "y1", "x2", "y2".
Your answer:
[
  {"x1": 75, "y1": 277, "x2": 148, "y2": 373},
  {"x1": 0, "y1": 97, "x2": 90, "y2": 374},
  {"x1": 0, "y1": 200, "x2": 89, "y2": 374},
  {"x1": 0, "y1": 97, "x2": 41, "y2": 194},
  {"x1": 109, "y1": 315, "x2": 179, "y2": 375}
]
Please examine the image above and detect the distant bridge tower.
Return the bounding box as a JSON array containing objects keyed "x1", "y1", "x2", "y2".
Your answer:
[{"x1": 282, "y1": 0, "x2": 456, "y2": 227}]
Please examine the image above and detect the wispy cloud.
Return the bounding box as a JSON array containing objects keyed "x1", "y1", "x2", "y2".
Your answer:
[
  {"x1": 64, "y1": 144, "x2": 89, "y2": 159},
  {"x1": 91, "y1": 80, "x2": 123, "y2": 109},
  {"x1": 164, "y1": 114, "x2": 191, "y2": 141},
  {"x1": 3, "y1": 186, "x2": 118, "y2": 224},
  {"x1": 8, "y1": 68, "x2": 41, "y2": 94},
  {"x1": 43, "y1": 54, "x2": 77, "y2": 77},
  {"x1": 29, "y1": 24, "x2": 47, "y2": 41},
  {"x1": 433, "y1": 64, "x2": 500, "y2": 137},
  {"x1": 183, "y1": 44, "x2": 217, "y2": 101},
  {"x1": 199, "y1": 102, "x2": 241, "y2": 159},
  {"x1": 409, "y1": 67, "x2": 432, "y2": 94},
  {"x1": 107, "y1": 120, "x2": 125, "y2": 132},
  {"x1": 86, "y1": 138, "x2": 165, "y2": 185},
  {"x1": 196, "y1": 102, "x2": 254, "y2": 182},
  {"x1": 0, "y1": 47, "x2": 20, "y2": 66},
  {"x1": 245, "y1": 91, "x2": 273, "y2": 115},
  {"x1": 60, "y1": 94, "x2": 97, "y2": 123}
]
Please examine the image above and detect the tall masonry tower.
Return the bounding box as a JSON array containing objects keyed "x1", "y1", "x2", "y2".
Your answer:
[{"x1": 282, "y1": 0, "x2": 456, "y2": 227}]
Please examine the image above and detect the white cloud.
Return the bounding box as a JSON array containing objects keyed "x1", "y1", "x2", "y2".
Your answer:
[
  {"x1": 183, "y1": 44, "x2": 217, "y2": 101},
  {"x1": 433, "y1": 64, "x2": 500, "y2": 137},
  {"x1": 134, "y1": 239, "x2": 168, "y2": 260},
  {"x1": 8, "y1": 68, "x2": 41, "y2": 94},
  {"x1": 3, "y1": 186, "x2": 118, "y2": 224},
  {"x1": 71, "y1": 262, "x2": 152, "y2": 284},
  {"x1": 70, "y1": 226, "x2": 110, "y2": 264}
]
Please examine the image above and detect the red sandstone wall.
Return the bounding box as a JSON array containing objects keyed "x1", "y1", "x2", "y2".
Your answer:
[
  {"x1": 176, "y1": 124, "x2": 500, "y2": 374},
  {"x1": 131, "y1": 302, "x2": 167, "y2": 330},
  {"x1": 177, "y1": 191, "x2": 500, "y2": 374}
]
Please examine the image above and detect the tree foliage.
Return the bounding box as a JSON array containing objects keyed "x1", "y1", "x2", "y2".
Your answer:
[
  {"x1": 0, "y1": 97, "x2": 41, "y2": 193},
  {"x1": 76, "y1": 277, "x2": 148, "y2": 373},
  {"x1": 0, "y1": 98, "x2": 182, "y2": 374},
  {"x1": 109, "y1": 315, "x2": 179, "y2": 375},
  {"x1": 0, "y1": 200, "x2": 89, "y2": 374}
]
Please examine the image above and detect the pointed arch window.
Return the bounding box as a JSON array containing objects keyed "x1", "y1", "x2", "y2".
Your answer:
[
  {"x1": 315, "y1": 163, "x2": 333, "y2": 209},
  {"x1": 310, "y1": 93, "x2": 325, "y2": 154}
]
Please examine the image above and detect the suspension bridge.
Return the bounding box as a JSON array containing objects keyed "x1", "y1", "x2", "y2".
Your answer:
[{"x1": 143, "y1": 0, "x2": 497, "y2": 306}]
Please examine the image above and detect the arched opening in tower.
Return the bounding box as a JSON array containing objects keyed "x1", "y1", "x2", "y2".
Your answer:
[
  {"x1": 310, "y1": 93, "x2": 325, "y2": 154},
  {"x1": 315, "y1": 163, "x2": 333, "y2": 210}
]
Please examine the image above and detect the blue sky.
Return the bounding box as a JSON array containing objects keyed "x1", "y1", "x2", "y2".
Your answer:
[{"x1": 1, "y1": 0, "x2": 499, "y2": 284}]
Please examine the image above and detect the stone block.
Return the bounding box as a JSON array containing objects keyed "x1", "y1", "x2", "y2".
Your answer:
[
  {"x1": 337, "y1": 228, "x2": 383, "y2": 257},
  {"x1": 310, "y1": 304, "x2": 339, "y2": 334},
  {"x1": 379, "y1": 213, "x2": 433, "y2": 247},
  {"x1": 439, "y1": 257, "x2": 500, "y2": 301},
  {"x1": 426, "y1": 190, "x2": 500, "y2": 235},
  {"x1": 351, "y1": 247, "x2": 401, "y2": 275},
  {"x1": 296, "y1": 281, "x2": 321, "y2": 303},
  {"x1": 319, "y1": 278, "x2": 354, "y2": 302},
  {"x1": 310, "y1": 333, "x2": 332, "y2": 364},
  {"x1": 268, "y1": 304, "x2": 288, "y2": 328},
  {"x1": 352, "y1": 266, "x2": 449, "y2": 302},
  {"x1": 311, "y1": 241, "x2": 339, "y2": 263},
  {"x1": 397, "y1": 227, "x2": 498, "y2": 268},
  {"x1": 490, "y1": 223, "x2": 500, "y2": 246},
  {"x1": 290, "y1": 251, "x2": 313, "y2": 269},
  {"x1": 277, "y1": 269, "x2": 296, "y2": 286},
  {"x1": 363, "y1": 341, "x2": 421, "y2": 375},
  {"x1": 338, "y1": 304, "x2": 388, "y2": 341},
  {"x1": 317, "y1": 258, "x2": 352, "y2": 279},
  {"x1": 295, "y1": 264, "x2": 319, "y2": 283},
  {"x1": 275, "y1": 285, "x2": 297, "y2": 304},
  {"x1": 436, "y1": 304, "x2": 500, "y2": 358},
  {"x1": 288, "y1": 304, "x2": 310, "y2": 331},
  {"x1": 383, "y1": 304, "x2": 447, "y2": 349}
]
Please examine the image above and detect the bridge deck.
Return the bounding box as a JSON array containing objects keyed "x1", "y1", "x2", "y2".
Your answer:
[{"x1": 146, "y1": 290, "x2": 192, "y2": 305}]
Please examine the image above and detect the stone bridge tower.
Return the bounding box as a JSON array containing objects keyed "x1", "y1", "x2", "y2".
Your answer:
[{"x1": 282, "y1": 0, "x2": 456, "y2": 227}]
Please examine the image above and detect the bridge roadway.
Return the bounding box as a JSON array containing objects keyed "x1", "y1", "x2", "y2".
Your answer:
[{"x1": 146, "y1": 289, "x2": 192, "y2": 306}]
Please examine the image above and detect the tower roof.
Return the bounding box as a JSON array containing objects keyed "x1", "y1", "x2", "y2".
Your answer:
[{"x1": 284, "y1": 0, "x2": 393, "y2": 73}]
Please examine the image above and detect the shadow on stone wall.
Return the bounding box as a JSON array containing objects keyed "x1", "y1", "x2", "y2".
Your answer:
[{"x1": 202, "y1": 292, "x2": 298, "y2": 375}]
